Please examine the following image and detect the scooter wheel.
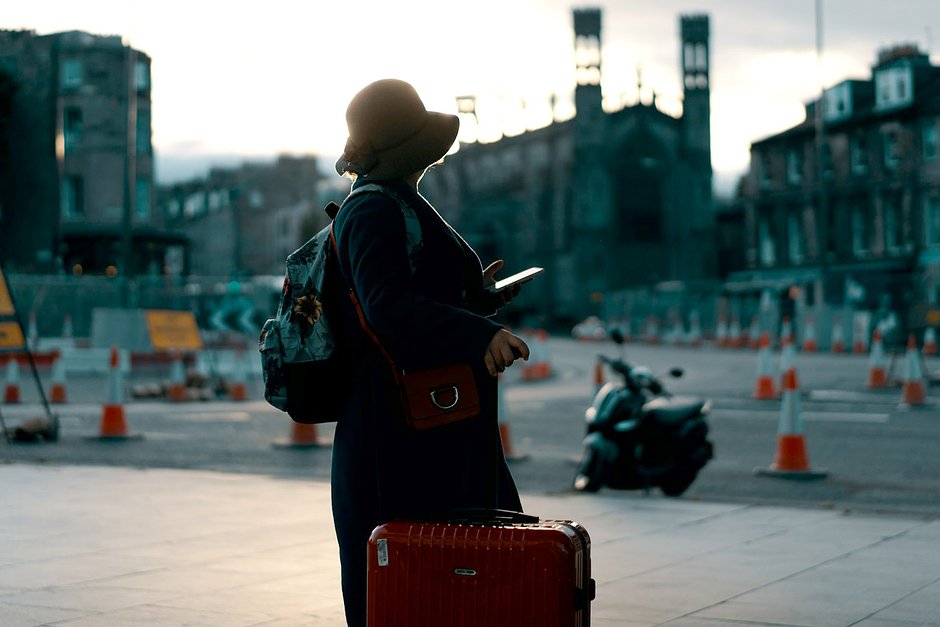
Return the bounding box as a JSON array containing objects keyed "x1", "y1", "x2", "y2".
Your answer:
[{"x1": 573, "y1": 446, "x2": 605, "y2": 493}]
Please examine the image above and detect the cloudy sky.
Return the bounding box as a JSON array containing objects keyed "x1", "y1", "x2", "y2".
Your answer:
[{"x1": 6, "y1": 0, "x2": 940, "y2": 195}]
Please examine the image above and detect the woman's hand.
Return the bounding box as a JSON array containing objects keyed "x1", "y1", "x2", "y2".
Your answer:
[
  {"x1": 483, "y1": 259, "x2": 523, "y2": 308},
  {"x1": 484, "y1": 329, "x2": 529, "y2": 377}
]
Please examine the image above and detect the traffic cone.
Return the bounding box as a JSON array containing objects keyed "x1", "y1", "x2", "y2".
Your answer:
[
  {"x1": 779, "y1": 332, "x2": 796, "y2": 390},
  {"x1": 802, "y1": 316, "x2": 818, "y2": 352},
  {"x1": 166, "y1": 351, "x2": 187, "y2": 402},
  {"x1": 899, "y1": 334, "x2": 927, "y2": 407},
  {"x1": 831, "y1": 317, "x2": 845, "y2": 353},
  {"x1": 228, "y1": 348, "x2": 249, "y2": 401},
  {"x1": 866, "y1": 328, "x2": 888, "y2": 388},
  {"x1": 715, "y1": 317, "x2": 728, "y2": 348},
  {"x1": 272, "y1": 422, "x2": 322, "y2": 448},
  {"x1": 756, "y1": 366, "x2": 827, "y2": 479},
  {"x1": 728, "y1": 316, "x2": 744, "y2": 348},
  {"x1": 497, "y1": 373, "x2": 527, "y2": 462},
  {"x1": 687, "y1": 311, "x2": 702, "y2": 347},
  {"x1": 91, "y1": 346, "x2": 140, "y2": 440},
  {"x1": 747, "y1": 316, "x2": 760, "y2": 349},
  {"x1": 4, "y1": 358, "x2": 21, "y2": 403},
  {"x1": 670, "y1": 318, "x2": 684, "y2": 346},
  {"x1": 593, "y1": 359, "x2": 605, "y2": 398},
  {"x1": 621, "y1": 318, "x2": 633, "y2": 343},
  {"x1": 853, "y1": 320, "x2": 867, "y2": 354},
  {"x1": 49, "y1": 353, "x2": 68, "y2": 403},
  {"x1": 646, "y1": 316, "x2": 660, "y2": 345},
  {"x1": 924, "y1": 328, "x2": 938, "y2": 356},
  {"x1": 753, "y1": 331, "x2": 778, "y2": 400},
  {"x1": 522, "y1": 330, "x2": 552, "y2": 381},
  {"x1": 780, "y1": 316, "x2": 793, "y2": 346}
]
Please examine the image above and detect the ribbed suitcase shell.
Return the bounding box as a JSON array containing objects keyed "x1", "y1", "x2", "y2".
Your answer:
[{"x1": 367, "y1": 518, "x2": 592, "y2": 627}]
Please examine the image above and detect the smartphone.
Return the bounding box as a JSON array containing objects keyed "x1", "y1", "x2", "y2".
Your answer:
[{"x1": 486, "y1": 267, "x2": 544, "y2": 294}]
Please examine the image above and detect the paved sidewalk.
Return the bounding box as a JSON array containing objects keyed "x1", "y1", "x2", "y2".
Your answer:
[{"x1": 1, "y1": 464, "x2": 939, "y2": 626}]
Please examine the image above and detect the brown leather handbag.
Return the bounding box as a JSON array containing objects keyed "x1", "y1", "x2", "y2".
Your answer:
[{"x1": 348, "y1": 291, "x2": 481, "y2": 431}]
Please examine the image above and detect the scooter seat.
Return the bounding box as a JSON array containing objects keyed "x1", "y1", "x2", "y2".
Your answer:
[{"x1": 642, "y1": 396, "x2": 705, "y2": 426}]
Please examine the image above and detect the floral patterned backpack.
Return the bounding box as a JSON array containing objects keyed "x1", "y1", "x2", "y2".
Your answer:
[{"x1": 259, "y1": 183, "x2": 422, "y2": 423}]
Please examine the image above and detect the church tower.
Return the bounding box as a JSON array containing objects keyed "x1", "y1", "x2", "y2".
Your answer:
[
  {"x1": 573, "y1": 7, "x2": 603, "y2": 145},
  {"x1": 680, "y1": 14, "x2": 712, "y2": 178}
]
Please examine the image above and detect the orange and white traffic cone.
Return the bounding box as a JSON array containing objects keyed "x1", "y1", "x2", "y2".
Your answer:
[
  {"x1": 753, "y1": 331, "x2": 778, "y2": 400},
  {"x1": 831, "y1": 317, "x2": 845, "y2": 353},
  {"x1": 715, "y1": 317, "x2": 728, "y2": 348},
  {"x1": 91, "y1": 346, "x2": 139, "y2": 440},
  {"x1": 728, "y1": 316, "x2": 744, "y2": 348},
  {"x1": 670, "y1": 318, "x2": 685, "y2": 346},
  {"x1": 271, "y1": 422, "x2": 322, "y2": 448},
  {"x1": 756, "y1": 366, "x2": 827, "y2": 479},
  {"x1": 522, "y1": 330, "x2": 552, "y2": 381},
  {"x1": 866, "y1": 328, "x2": 889, "y2": 388},
  {"x1": 49, "y1": 353, "x2": 68, "y2": 403},
  {"x1": 497, "y1": 372, "x2": 527, "y2": 462},
  {"x1": 4, "y1": 358, "x2": 21, "y2": 403},
  {"x1": 780, "y1": 316, "x2": 793, "y2": 348},
  {"x1": 593, "y1": 359, "x2": 605, "y2": 398},
  {"x1": 747, "y1": 316, "x2": 761, "y2": 349},
  {"x1": 853, "y1": 320, "x2": 867, "y2": 354},
  {"x1": 646, "y1": 316, "x2": 660, "y2": 345},
  {"x1": 899, "y1": 334, "x2": 927, "y2": 407},
  {"x1": 166, "y1": 351, "x2": 187, "y2": 402},
  {"x1": 688, "y1": 311, "x2": 702, "y2": 347},
  {"x1": 923, "y1": 328, "x2": 938, "y2": 356},
  {"x1": 802, "y1": 316, "x2": 818, "y2": 352},
  {"x1": 228, "y1": 348, "x2": 249, "y2": 401}
]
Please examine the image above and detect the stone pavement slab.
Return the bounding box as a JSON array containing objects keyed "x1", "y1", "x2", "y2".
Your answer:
[{"x1": 1, "y1": 463, "x2": 939, "y2": 626}]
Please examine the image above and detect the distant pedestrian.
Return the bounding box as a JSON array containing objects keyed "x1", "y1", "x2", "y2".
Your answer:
[{"x1": 330, "y1": 78, "x2": 529, "y2": 627}]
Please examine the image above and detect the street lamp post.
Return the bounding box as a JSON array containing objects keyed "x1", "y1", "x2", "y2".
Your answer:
[{"x1": 815, "y1": 0, "x2": 831, "y2": 305}]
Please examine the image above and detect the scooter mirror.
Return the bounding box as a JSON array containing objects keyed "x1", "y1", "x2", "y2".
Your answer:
[
  {"x1": 609, "y1": 328, "x2": 625, "y2": 345},
  {"x1": 669, "y1": 368, "x2": 684, "y2": 378}
]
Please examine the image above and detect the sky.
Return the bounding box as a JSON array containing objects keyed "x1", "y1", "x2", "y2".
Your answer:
[{"x1": 6, "y1": 0, "x2": 940, "y2": 197}]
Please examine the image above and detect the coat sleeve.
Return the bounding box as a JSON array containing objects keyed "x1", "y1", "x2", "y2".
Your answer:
[{"x1": 335, "y1": 196, "x2": 503, "y2": 369}]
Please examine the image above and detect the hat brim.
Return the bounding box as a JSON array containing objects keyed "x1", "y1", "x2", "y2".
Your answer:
[{"x1": 338, "y1": 111, "x2": 459, "y2": 180}]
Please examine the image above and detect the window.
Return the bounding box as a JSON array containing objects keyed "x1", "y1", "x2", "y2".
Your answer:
[
  {"x1": 134, "y1": 60, "x2": 149, "y2": 91},
  {"x1": 136, "y1": 111, "x2": 151, "y2": 154},
  {"x1": 884, "y1": 195, "x2": 901, "y2": 253},
  {"x1": 821, "y1": 143, "x2": 834, "y2": 179},
  {"x1": 851, "y1": 201, "x2": 870, "y2": 256},
  {"x1": 883, "y1": 131, "x2": 899, "y2": 170},
  {"x1": 64, "y1": 107, "x2": 82, "y2": 152},
  {"x1": 61, "y1": 59, "x2": 82, "y2": 88},
  {"x1": 757, "y1": 152, "x2": 772, "y2": 188},
  {"x1": 135, "y1": 178, "x2": 151, "y2": 220},
  {"x1": 923, "y1": 121, "x2": 937, "y2": 161},
  {"x1": 787, "y1": 149, "x2": 803, "y2": 185},
  {"x1": 787, "y1": 212, "x2": 804, "y2": 264},
  {"x1": 875, "y1": 66, "x2": 914, "y2": 110},
  {"x1": 925, "y1": 193, "x2": 940, "y2": 247},
  {"x1": 61, "y1": 176, "x2": 84, "y2": 218},
  {"x1": 850, "y1": 134, "x2": 868, "y2": 174},
  {"x1": 758, "y1": 216, "x2": 776, "y2": 266}
]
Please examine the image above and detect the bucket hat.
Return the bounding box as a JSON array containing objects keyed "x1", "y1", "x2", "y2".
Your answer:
[{"x1": 335, "y1": 79, "x2": 459, "y2": 180}]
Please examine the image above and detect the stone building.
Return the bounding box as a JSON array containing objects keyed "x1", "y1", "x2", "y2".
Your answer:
[
  {"x1": 0, "y1": 29, "x2": 179, "y2": 276},
  {"x1": 421, "y1": 9, "x2": 715, "y2": 324},
  {"x1": 160, "y1": 155, "x2": 330, "y2": 277},
  {"x1": 730, "y1": 44, "x2": 940, "y2": 336}
]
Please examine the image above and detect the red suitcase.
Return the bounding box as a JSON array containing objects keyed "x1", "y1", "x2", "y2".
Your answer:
[{"x1": 367, "y1": 510, "x2": 594, "y2": 627}]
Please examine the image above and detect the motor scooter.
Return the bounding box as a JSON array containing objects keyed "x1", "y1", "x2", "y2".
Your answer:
[{"x1": 573, "y1": 329, "x2": 714, "y2": 496}]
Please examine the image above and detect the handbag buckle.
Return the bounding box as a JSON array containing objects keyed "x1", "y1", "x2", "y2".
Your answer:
[{"x1": 430, "y1": 386, "x2": 460, "y2": 410}]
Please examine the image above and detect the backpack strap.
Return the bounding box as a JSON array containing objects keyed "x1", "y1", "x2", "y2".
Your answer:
[{"x1": 345, "y1": 183, "x2": 423, "y2": 274}]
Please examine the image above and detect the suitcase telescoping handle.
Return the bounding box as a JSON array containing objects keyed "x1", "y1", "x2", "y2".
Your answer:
[{"x1": 444, "y1": 508, "x2": 540, "y2": 525}]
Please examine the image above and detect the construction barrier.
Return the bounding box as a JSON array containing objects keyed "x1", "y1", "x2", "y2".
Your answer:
[
  {"x1": 228, "y1": 348, "x2": 249, "y2": 401},
  {"x1": 899, "y1": 334, "x2": 927, "y2": 407},
  {"x1": 867, "y1": 329, "x2": 889, "y2": 388},
  {"x1": 166, "y1": 352, "x2": 188, "y2": 402},
  {"x1": 802, "y1": 316, "x2": 818, "y2": 352},
  {"x1": 497, "y1": 372, "x2": 527, "y2": 462},
  {"x1": 49, "y1": 353, "x2": 68, "y2": 403},
  {"x1": 753, "y1": 331, "x2": 778, "y2": 400},
  {"x1": 4, "y1": 358, "x2": 21, "y2": 403},
  {"x1": 90, "y1": 346, "x2": 140, "y2": 440},
  {"x1": 755, "y1": 366, "x2": 827, "y2": 479},
  {"x1": 272, "y1": 422, "x2": 323, "y2": 448}
]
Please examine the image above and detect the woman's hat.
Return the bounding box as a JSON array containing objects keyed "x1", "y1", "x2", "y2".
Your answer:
[{"x1": 335, "y1": 79, "x2": 459, "y2": 180}]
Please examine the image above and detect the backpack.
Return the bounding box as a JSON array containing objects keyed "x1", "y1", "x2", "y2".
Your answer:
[{"x1": 259, "y1": 183, "x2": 422, "y2": 424}]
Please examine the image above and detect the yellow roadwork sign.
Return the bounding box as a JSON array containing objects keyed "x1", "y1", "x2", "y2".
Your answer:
[
  {"x1": 145, "y1": 310, "x2": 204, "y2": 351},
  {"x1": 0, "y1": 321, "x2": 24, "y2": 350},
  {"x1": 0, "y1": 269, "x2": 14, "y2": 316}
]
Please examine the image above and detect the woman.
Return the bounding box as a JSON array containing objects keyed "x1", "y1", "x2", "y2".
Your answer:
[{"x1": 330, "y1": 78, "x2": 530, "y2": 626}]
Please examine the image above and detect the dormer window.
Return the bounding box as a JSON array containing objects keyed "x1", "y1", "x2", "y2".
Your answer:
[{"x1": 875, "y1": 66, "x2": 914, "y2": 110}]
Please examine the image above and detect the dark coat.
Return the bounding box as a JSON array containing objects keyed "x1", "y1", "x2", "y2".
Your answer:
[{"x1": 330, "y1": 178, "x2": 522, "y2": 627}]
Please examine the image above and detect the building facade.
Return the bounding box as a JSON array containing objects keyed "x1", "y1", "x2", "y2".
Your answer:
[
  {"x1": 421, "y1": 10, "x2": 715, "y2": 324},
  {"x1": 0, "y1": 29, "x2": 179, "y2": 276},
  {"x1": 730, "y1": 44, "x2": 940, "y2": 337},
  {"x1": 160, "y1": 155, "x2": 330, "y2": 278}
]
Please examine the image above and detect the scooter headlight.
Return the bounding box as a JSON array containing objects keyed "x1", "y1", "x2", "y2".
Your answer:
[{"x1": 700, "y1": 400, "x2": 712, "y2": 415}]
